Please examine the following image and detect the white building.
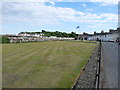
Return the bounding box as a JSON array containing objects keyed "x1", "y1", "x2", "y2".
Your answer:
[
  {"x1": 79, "y1": 28, "x2": 119, "y2": 42},
  {"x1": 18, "y1": 32, "x2": 44, "y2": 38}
]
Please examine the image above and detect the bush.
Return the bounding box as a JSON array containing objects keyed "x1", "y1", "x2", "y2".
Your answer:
[{"x1": 0, "y1": 37, "x2": 10, "y2": 44}]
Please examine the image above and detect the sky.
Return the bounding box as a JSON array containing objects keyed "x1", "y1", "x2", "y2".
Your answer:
[{"x1": 1, "y1": 0, "x2": 119, "y2": 34}]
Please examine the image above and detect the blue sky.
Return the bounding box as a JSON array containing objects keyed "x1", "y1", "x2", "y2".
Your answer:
[{"x1": 1, "y1": 1, "x2": 118, "y2": 34}]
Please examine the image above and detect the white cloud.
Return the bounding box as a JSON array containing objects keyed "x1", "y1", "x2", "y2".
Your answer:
[
  {"x1": 49, "y1": 1, "x2": 55, "y2": 5},
  {"x1": 87, "y1": 24, "x2": 116, "y2": 29},
  {"x1": 86, "y1": 9, "x2": 93, "y2": 12},
  {"x1": 2, "y1": 2, "x2": 117, "y2": 26},
  {"x1": 87, "y1": 25, "x2": 112, "y2": 29},
  {"x1": 2, "y1": 0, "x2": 50, "y2": 2},
  {"x1": 100, "y1": 13, "x2": 118, "y2": 21},
  {"x1": 1, "y1": 0, "x2": 119, "y2": 5},
  {"x1": 82, "y1": 4, "x2": 86, "y2": 7},
  {"x1": 90, "y1": 0, "x2": 119, "y2": 5}
]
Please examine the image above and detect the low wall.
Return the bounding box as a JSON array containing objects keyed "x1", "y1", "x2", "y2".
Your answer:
[{"x1": 8, "y1": 37, "x2": 74, "y2": 43}]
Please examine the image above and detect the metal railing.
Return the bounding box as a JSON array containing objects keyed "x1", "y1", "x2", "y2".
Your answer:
[
  {"x1": 72, "y1": 41, "x2": 102, "y2": 90},
  {"x1": 95, "y1": 40, "x2": 101, "y2": 90}
]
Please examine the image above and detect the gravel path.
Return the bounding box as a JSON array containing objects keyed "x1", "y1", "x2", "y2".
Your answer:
[{"x1": 73, "y1": 44, "x2": 99, "y2": 89}]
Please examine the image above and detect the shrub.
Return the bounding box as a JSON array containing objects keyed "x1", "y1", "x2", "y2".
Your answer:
[{"x1": 1, "y1": 37, "x2": 10, "y2": 44}]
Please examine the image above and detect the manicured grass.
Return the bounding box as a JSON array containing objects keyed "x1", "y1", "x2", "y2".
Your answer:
[{"x1": 2, "y1": 41, "x2": 97, "y2": 88}]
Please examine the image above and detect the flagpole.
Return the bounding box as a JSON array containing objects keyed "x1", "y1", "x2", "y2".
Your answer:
[{"x1": 76, "y1": 26, "x2": 80, "y2": 40}]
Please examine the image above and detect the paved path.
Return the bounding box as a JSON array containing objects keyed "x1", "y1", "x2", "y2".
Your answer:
[{"x1": 102, "y1": 42, "x2": 118, "y2": 88}]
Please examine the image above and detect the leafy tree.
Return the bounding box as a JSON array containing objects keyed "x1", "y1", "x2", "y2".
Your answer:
[
  {"x1": 50, "y1": 32, "x2": 56, "y2": 36},
  {"x1": 62, "y1": 32, "x2": 68, "y2": 37},
  {"x1": 20, "y1": 30, "x2": 78, "y2": 38},
  {"x1": 69, "y1": 32, "x2": 77, "y2": 37},
  {"x1": 44, "y1": 34, "x2": 51, "y2": 37},
  {"x1": 42, "y1": 30, "x2": 46, "y2": 33},
  {"x1": 1, "y1": 37, "x2": 10, "y2": 43},
  {"x1": 0, "y1": 37, "x2": 1, "y2": 44}
]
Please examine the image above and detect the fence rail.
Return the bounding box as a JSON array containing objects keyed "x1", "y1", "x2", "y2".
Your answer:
[{"x1": 95, "y1": 40, "x2": 101, "y2": 90}]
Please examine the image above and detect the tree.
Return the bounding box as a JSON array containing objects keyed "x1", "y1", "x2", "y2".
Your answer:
[
  {"x1": 1, "y1": 37, "x2": 10, "y2": 43},
  {"x1": 49, "y1": 32, "x2": 55, "y2": 36},
  {"x1": 62, "y1": 32, "x2": 68, "y2": 37},
  {"x1": 70, "y1": 32, "x2": 77, "y2": 37},
  {"x1": 42, "y1": 30, "x2": 46, "y2": 33}
]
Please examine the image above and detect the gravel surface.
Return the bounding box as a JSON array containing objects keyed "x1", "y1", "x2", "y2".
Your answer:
[{"x1": 73, "y1": 44, "x2": 99, "y2": 89}]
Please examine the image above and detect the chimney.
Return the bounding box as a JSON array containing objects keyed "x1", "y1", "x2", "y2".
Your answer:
[
  {"x1": 117, "y1": 27, "x2": 120, "y2": 31},
  {"x1": 94, "y1": 31, "x2": 96, "y2": 34},
  {"x1": 109, "y1": 29, "x2": 114, "y2": 33},
  {"x1": 109, "y1": 30, "x2": 112, "y2": 33},
  {"x1": 83, "y1": 32, "x2": 86, "y2": 35},
  {"x1": 101, "y1": 30, "x2": 104, "y2": 33}
]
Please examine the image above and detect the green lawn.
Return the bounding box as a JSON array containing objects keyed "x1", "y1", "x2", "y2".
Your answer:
[{"x1": 2, "y1": 41, "x2": 97, "y2": 88}]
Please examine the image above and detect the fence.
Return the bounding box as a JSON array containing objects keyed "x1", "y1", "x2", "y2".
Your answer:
[{"x1": 95, "y1": 40, "x2": 101, "y2": 90}]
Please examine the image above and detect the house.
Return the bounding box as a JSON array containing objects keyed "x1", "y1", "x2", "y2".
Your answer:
[
  {"x1": 2, "y1": 33, "x2": 74, "y2": 43},
  {"x1": 78, "y1": 28, "x2": 120, "y2": 42},
  {"x1": 2, "y1": 34, "x2": 22, "y2": 43},
  {"x1": 77, "y1": 32, "x2": 92, "y2": 41},
  {"x1": 18, "y1": 32, "x2": 44, "y2": 38}
]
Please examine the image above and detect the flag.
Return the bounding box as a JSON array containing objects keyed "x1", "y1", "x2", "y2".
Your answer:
[{"x1": 76, "y1": 26, "x2": 79, "y2": 29}]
